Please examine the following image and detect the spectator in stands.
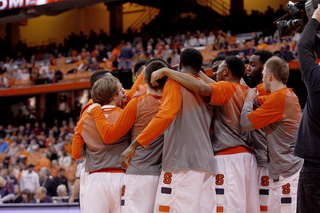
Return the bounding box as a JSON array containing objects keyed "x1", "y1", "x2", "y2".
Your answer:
[
  {"x1": 33, "y1": 186, "x2": 52, "y2": 203},
  {"x1": 6, "y1": 124, "x2": 13, "y2": 135},
  {"x1": 120, "y1": 42, "x2": 134, "y2": 69},
  {"x1": 23, "y1": 123, "x2": 31, "y2": 136},
  {"x1": 207, "y1": 31, "x2": 216, "y2": 45},
  {"x1": 0, "y1": 137, "x2": 9, "y2": 153},
  {"x1": 4, "y1": 169, "x2": 18, "y2": 185},
  {"x1": 20, "y1": 164, "x2": 39, "y2": 193},
  {"x1": 32, "y1": 122, "x2": 41, "y2": 135},
  {"x1": 47, "y1": 144, "x2": 58, "y2": 161},
  {"x1": 0, "y1": 176, "x2": 14, "y2": 204},
  {"x1": 198, "y1": 33, "x2": 207, "y2": 46},
  {"x1": 256, "y1": 37, "x2": 268, "y2": 50},
  {"x1": 145, "y1": 45, "x2": 155, "y2": 59},
  {"x1": 12, "y1": 184, "x2": 22, "y2": 203},
  {"x1": 53, "y1": 168, "x2": 69, "y2": 194},
  {"x1": 40, "y1": 122, "x2": 49, "y2": 136},
  {"x1": 53, "y1": 184, "x2": 69, "y2": 203},
  {"x1": 58, "y1": 150, "x2": 71, "y2": 166},
  {"x1": 35, "y1": 153, "x2": 51, "y2": 171},
  {"x1": 27, "y1": 139, "x2": 39, "y2": 153},
  {"x1": 21, "y1": 189, "x2": 33, "y2": 203},
  {"x1": 56, "y1": 184, "x2": 68, "y2": 197},
  {"x1": 219, "y1": 36, "x2": 229, "y2": 50},
  {"x1": 0, "y1": 125, "x2": 6, "y2": 138},
  {"x1": 50, "y1": 160, "x2": 60, "y2": 177},
  {"x1": 7, "y1": 142, "x2": 17, "y2": 157},
  {"x1": 39, "y1": 167, "x2": 56, "y2": 197}
]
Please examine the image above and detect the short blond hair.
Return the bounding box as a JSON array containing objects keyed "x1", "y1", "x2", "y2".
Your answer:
[
  {"x1": 265, "y1": 56, "x2": 289, "y2": 84},
  {"x1": 91, "y1": 77, "x2": 120, "y2": 105}
]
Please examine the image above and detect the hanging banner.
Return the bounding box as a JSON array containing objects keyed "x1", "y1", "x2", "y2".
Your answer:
[{"x1": 0, "y1": 0, "x2": 66, "y2": 11}]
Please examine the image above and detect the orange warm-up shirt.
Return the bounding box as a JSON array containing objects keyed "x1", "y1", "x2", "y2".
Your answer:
[
  {"x1": 72, "y1": 106, "x2": 124, "y2": 160},
  {"x1": 135, "y1": 74, "x2": 203, "y2": 147},
  {"x1": 35, "y1": 157, "x2": 52, "y2": 171},
  {"x1": 90, "y1": 93, "x2": 162, "y2": 144},
  {"x1": 80, "y1": 74, "x2": 146, "y2": 116},
  {"x1": 256, "y1": 83, "x2": 270, "y2": 97}
]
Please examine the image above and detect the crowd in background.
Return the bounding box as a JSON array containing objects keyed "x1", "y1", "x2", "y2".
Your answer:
[
  {"x1": 0, "y1": 4, "x2": 300, "y2": 89},
  {"x1": 0, "y1": 118, "x2": 79, "y2": 204}
]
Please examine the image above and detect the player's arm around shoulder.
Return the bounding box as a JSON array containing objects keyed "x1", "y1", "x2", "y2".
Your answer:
[
  {"x1": 241, "y1": 88, "x2": 259, "y2": 131},
  {"x1": 152, "y1": 68, "x2": 212, "y2": 97}
]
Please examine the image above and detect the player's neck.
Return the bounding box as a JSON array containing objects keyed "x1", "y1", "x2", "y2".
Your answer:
[
  {"x1": 181, "y1": 68, "x2": 198, "y2": 77},
  {"x1": 147, "y1": 87, "x2": 163, "y2": 96},
  {"x1": 270, "y1": 82, "x2": 286, "y2": 93}
]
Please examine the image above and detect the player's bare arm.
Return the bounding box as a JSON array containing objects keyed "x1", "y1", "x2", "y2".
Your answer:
[
  {"x1": 151, "y1": 68, "x2": 213, "y2": 97},
  {"x1": 120, "y1": 140, "x2": 142, "y2": 170},
  {"x1": 198, "y1": 70, "x2": 216, "y2": 84}
]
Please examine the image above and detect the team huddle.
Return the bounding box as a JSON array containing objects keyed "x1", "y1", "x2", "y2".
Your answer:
[{"x1": 71, "y1": 48, "x2": 302, "y2": 213}]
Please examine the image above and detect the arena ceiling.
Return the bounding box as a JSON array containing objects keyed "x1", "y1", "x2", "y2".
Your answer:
[{"x1": 0, "y1": 0, "x2": 121, "y2": 24}]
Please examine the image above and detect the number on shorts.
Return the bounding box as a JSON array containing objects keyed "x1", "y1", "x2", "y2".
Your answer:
[
  {"x1": 261, "y1": 176, "x2": 269, "y2": 186},
  {"x1": 121, "y1": 185, "x2": 126, "y2": 196},
  {"x1": 216, "y1": 174, "x2": 224, "y2": 185},
  {"x1": 163, "y1": 172, "x2": 172, "y2": 184},
  {"x1": 282, "y1": 183, "x2": 290, "y2": 194}
]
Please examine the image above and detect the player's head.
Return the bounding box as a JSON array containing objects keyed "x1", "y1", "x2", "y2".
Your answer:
[
  {"x1": 133, "y1": 59, "x2": 148, "y2": 77},
  {"x1": 211, "y1": 55, "x2": 226, "y2": 80},
  {"x1": 247, "y1": 50, "x2": 273, "y2": 83},
  {"x1": 145, "y1": 61, "x2": 168, "y2": 91},
  {"x1": 216, "y1": 56, "x2": 245, "y2": 81},
  {"x1": 179, "y1": 48, "x2": 203, "y2": 72},
  {"x1": 90, "y1": 70, "x2": 112, "y2": 88},
  {"x1": 263, "y1": 56, "x2": 289, "y2": 93},
  {"x1": 91, "y1": 76, "x2": 126, "y2": 107},
  {"x1": 146, "y1": 57, "x2": 172, "y2": 69}
]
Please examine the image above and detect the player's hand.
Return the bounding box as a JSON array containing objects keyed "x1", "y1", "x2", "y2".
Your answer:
[
  {"x1": 151, "y1": 68, "x2": 167, "y2": 86},
  {"x1": 68, "y1": 195, "x2": 75, "y2": 205},
  {"x1": 246, "y1": 88, "x2": 259, "y2": 101},
  {"x1": 312, "y1": 4, "x2": 320, "y2": 23},
  {"x1": 120, "y1": 140, "x2": 140, "y2": 170},
  {"x1": 86, "y1": 103, "x2": 101, "y2": 114}
]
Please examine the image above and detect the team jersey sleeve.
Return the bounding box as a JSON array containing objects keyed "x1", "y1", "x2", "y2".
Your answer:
[
  {"x1": 90, "y1": 98, "x2": 138, "y2": 144},
  {"x1": 72, "y1": 117, "x2": 87, "y2": 160},
  {"x1": 209, "y1": 81, "x2": 236, "y2": 105},
  {"x1": 246, "y1": 93, "x2": 285, "y2": 130},
  {"x1": 125, "y1": 74, "x2": 145, "y2": 103},
  {"x1": 256, "y1": 95, "x2": 269, "y2": 105},
  {"x1": 135, "y1": 79, "x2": 182, "y2": 147}
]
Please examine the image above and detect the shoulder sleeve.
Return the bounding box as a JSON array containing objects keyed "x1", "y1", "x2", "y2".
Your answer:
[
  {"x1": 257, "y1": 95, "x2": 269, "y2": 105},
  {"x1": 72, "y1": 117, "x2": 86, "y2": 160},
  {"x1": 248, "y1": 92, "x2": 285, "y2": 130},
  {"x1": 136, "y1": 79, "x2": 181, "y2": 147},
  {"x1": 209, "y1": 81, "x2": 236, "y2": 105},
  {"x1": 90, "y1": 98, "x2": 138, "y2": 144}
]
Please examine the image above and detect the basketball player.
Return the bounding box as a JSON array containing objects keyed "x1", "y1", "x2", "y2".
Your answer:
[
  {"x1": 86, "y1": 60, "x2": 168, "y2": 213},
  {"x1": 241, "y1": 56, "x2": 303, "y2": 213},
  {"x1": 121, "y1": 48, "x2": 216, "y2": 213},
  {"x1": 72, "y1": 77, "x2": 130, "y2": 213},
  {"x1": 150, "y1": 56, "x2": 260, "y2": 213}
]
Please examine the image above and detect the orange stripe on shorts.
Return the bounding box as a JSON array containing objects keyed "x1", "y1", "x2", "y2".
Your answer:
[
  {"x1": 159, "y1": 205, "x2": 170, "y2": 212},
  {"x1": 260, "y1": 206, "x2": 268, "y2": 211},
  {"x1": 217, "y1": 206, "x2": 224, "y2": 212}
]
